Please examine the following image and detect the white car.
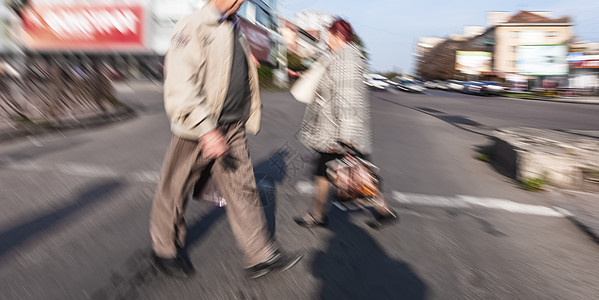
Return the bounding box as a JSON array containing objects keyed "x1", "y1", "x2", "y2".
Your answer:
[
  {"x1": 447, "y1": 80, "x2": 465, "y2": 92},
  {"x1": 364, "y1": 74, "x2": 390, "y2": 90},
  {"x1": 424, "y1": 81, "x2": 437, "y2": 89}
]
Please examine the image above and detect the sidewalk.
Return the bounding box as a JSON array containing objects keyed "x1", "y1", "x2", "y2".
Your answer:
[
  {"x1": 503, "y1": 95, "x2": 599, "y2": 105},
  {"x1": 550, "y1": 189, "x2": 599, "y2": 243},
  {"x1": 543, "y1": 97, "x2": 599, "y2": 105}
]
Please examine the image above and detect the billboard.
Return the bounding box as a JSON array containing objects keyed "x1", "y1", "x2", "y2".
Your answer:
[
  {"x1": 516, "y1": 45, "x2": 568, "y2": 76},
  {"x1": 456, "y1": 51, "x2": 492, "y2": 75},
  {"x1": 21, "y1": 5, "x2": 145, "y2": 51}
]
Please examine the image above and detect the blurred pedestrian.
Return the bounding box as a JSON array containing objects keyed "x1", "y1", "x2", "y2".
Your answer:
[
  {"x1": 293, "y1": 19, "x2": 398, "y2": 229},
  {"x1": 150, "y1": 0, "x2": 301, "y2": 279}
]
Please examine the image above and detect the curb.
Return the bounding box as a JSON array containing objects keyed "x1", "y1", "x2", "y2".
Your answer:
[
  {"x1": 482, "y1": 128, "x2": 599, "y2": 244},
  {"x1": 0, "y1": 106, "x2": 136, "y2": 144},
  {"x1": 502, "y1": 96, "x2": 599, "y2": 105},
  {"x1": 553, "y1": 206, "x2": 599, "y2": 244}
]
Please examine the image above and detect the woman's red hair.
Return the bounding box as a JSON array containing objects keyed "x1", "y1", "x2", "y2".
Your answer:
[{"x1": 328, "y1": 18, "x2": 355, "y2": 43}]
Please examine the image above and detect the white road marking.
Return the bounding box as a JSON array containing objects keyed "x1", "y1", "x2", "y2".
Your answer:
[
  {"x1": 552, "y1": 206, "x2": 574, "y2": 217},
  {"x1": 293, "y1": 182, "x2": 564, "y2": 218},
  {"x1": 4, "y1": 162, "x2": 574, "y2": 219},
  {"x1": 458, "y1": 195, "x2": 564, "y2": 217},
  {"x1": 4, "y1": 159, "x2": 162, "y2": 183},
  {"x1": 394, "y1": 192, "x2": 469, "y2": 208},
  {"x1": 112, "y1": 83, "x2": 134, "y2": 93},
  {"x1": 8, "y1": 160, "x2": 46, "y2": 171},
  {"x1": 57, "y1": 163, "x2": 119, "y2": 178},
  {"x1": 393, "y1": 191, "x2": 566, "y2": 218},
  {"x1": 130, "y1": 171, "x2": 160, "y2": 183},
  {"x1": 27, "y1": 136, "x2": 44, "y2": 147}
]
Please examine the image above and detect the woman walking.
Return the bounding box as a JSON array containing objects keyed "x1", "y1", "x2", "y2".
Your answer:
[{"x1": 293, "y1": 19, "x2": 397, "y2": 229}]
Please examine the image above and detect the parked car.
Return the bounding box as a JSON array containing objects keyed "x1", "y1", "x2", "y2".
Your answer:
[
  {"x1": 424, "y1": 81, "x2": 437, "y2": 89},
  {"x1": 364, "y1": 73, "x2": 390, "y2": 90},
  {"x1": 394, "y1": 77, "x2": 426, "y2": 93},
  {"x1": 434, "y1": 80, "x2": 449, "y2": 90},
  {"x1": 446, "y1": 80, "x2": 465, "y2": 92},
  {"x1": 462, "y1": 81, "x2": 484, "y2": 95},
  {"x1": 480, "y1": 81, "x2": 508, "y2": 95}
]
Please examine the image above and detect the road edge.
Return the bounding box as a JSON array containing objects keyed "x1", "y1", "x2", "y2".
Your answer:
[{"x1": 0, "y1": 106, "x2": 137, "y2": 145}]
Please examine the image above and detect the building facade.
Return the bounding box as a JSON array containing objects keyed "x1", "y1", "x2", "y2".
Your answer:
[
  {"x1": 568, "y1": 42, "x2": 599, "y2": 93},
  {"x1": 417, "y1": 11, "x2": 575, "y2": 86},
  {"x1": 493, "y1": 11, "x2": 573, "y2": 74}
]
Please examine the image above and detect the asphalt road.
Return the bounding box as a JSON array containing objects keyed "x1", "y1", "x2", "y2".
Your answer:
[
  {"x1": 393, "y1": 89, "x2": 599, "y2": 131},
  {"x1": 0, "y1": 82, "x2": 598, "y2": 300}
]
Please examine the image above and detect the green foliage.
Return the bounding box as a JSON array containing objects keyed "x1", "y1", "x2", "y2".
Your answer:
[
  {"x1": 257, "y1": 65, "x2": 282, "y2": 90},
  {"x1": 521, "y1": 178, "x2": 547, "y2": 191},
  {"x1": 475, "y1": 153, "x2": 491, "y2": 163},
  {"x1": 257, "y1": 65, "x2": 273, "y2": 83},
  {"x1": 503, "y1": 93, "x2": 539, "y2": 100},
  {"x1": 583, "y1": 169, "x2": 599, "y2": 181},
  {"x1": 287, "y1": 52, "x2": 307, "y2": 73},
  {"x1": 353, "y1": 33, "x2": 369, "y2": 61},
  {"x1": 379, "y1": 72, "x2": 402, "y2": 80}
]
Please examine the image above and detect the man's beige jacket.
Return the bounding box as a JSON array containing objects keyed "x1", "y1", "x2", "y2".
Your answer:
[{"x1": 163, "y1": 2, "x2": 261, "y2": 140}]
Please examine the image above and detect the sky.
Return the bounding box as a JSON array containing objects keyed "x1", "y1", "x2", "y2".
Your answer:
[{"x1": 279, "y1": 0, "x2": 599, "y2": 74}]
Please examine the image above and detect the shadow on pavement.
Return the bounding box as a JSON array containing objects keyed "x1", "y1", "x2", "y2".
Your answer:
[
  {"x1": 0, "y1": 180, "x2": 122, "y2": 261},
  {"x1": 185, "y1": 207, "x2": 227, "y2": 249},
  {"x1": 312, "y1": 209, "x2": 427, "y2": 299},
  {"x1": 475, "y1": 140, "x2": 518, "y2": 180},
  {"x1": 252, "y1": 150, "x2": 289, "y2": 239}
]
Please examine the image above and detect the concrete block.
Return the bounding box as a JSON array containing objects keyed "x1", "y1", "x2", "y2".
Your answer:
[{"x1": 491, "y1": 127, "x2": 599, "y2": 191}]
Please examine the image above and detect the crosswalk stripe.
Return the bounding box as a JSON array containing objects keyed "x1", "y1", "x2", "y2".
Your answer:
[
  {"x1": 293, "y1": 181, "x2": 565, "y2": 218},
  {"x1": 393, "y1": 191, "x2": 566, "y2": 218}
]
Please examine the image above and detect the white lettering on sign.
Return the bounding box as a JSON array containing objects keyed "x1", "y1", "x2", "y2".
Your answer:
[
  {"x1": 26, "y1": 7, "x2": 140, "y2": 40},
  {"x1": 582, "y1": 60, "x2": 599, "y2": 68}
]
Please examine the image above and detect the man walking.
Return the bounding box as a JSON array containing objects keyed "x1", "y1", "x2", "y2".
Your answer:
[{"x1": 150, "y1": 0, "x2": 301, "y2": 279}]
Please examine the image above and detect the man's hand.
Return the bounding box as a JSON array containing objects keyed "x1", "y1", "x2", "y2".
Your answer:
[
  {"x1": 251, "y1": 54, "x2": 260, "y2": 68},
  {"x1": 199, "y1": 129, "x2": 227, "y2": 159}
]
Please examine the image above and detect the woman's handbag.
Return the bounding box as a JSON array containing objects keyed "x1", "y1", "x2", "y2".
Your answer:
[
  {"x1": 290, "y1": 61, "x2": 327, "y2": 104},
  {"x1": 325, "y1": 142, "x2": 380, "y2": 200}
]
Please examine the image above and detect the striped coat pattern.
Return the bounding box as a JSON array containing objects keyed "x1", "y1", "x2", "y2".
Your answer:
[{"x1": 298, "y1": 44, "x2": 373, "y2": 154}]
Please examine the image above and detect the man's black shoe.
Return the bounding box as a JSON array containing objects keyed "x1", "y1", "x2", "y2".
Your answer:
[
  {"x1": 151, "y1": 252, "x2": 195, "y2": 278},
  {"x1": 245, "y1": 250, "x2": 302, "y2": 279}
]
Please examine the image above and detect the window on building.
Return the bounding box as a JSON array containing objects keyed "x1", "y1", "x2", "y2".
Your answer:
[
  {"x1": 237, "y1": 1, "x2": 248, "y2": 18},
  {"x1": 255, "y1": 7, "x2": 275, "y2": 31},
  {"x1": 511, "y1": 31, "x2": 519, "y2": 38},
  {"x1": 546, "y1": 31, "x2": 558, "y2": 38}
]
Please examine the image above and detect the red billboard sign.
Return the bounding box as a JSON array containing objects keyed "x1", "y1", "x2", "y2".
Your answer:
[
  {"x1": 571, "y1": 60, "x2": 599, "y2": 69},
  {"x1": 22, "y1": 5, "x2": 145, "y2": 51}
]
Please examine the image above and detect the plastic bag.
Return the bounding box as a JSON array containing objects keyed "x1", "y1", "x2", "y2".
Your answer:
[{"x1": 195, "y1": 178, "x2": 226, "y2": 207}]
